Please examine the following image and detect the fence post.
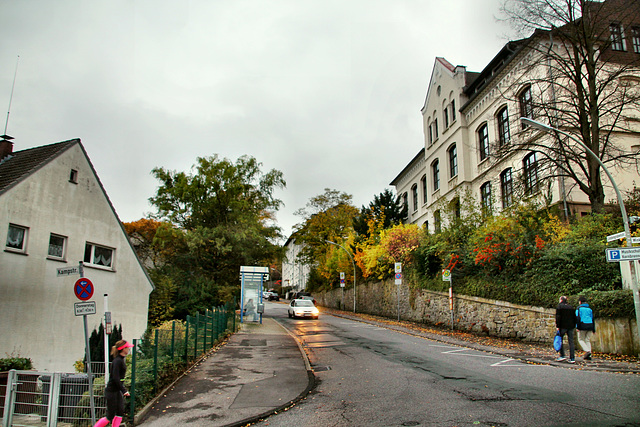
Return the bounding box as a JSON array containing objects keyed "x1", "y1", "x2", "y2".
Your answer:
[
  {"x1": 204, "y1": 310, "x2": 209, "y2": 351},
  {"x1": 129, "y1": 339, "x2": 138, "y2": 424},
  {"x1": 194, "y1": 313, "x2": 200, "y2": 360},
  {"x1": 184, "y1": 316, "x2": 190, "y2": 362},
  {"x1": 233, "y1": 297, "x2": 237, "y2": 332},
  {"x1": 171, "y1": 321, "x2": 176, "y2": 361},
  {"x1": 153, "y1": 329, "x2": 159, "y2": 392}
]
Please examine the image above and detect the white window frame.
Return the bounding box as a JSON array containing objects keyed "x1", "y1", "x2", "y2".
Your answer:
[
  {"x1": 84, "y1": 242, "x2": 115, "y2": 270},
  {"x1": 5, "y1": 223, "x2": 29, "y2": 254},
  {"x1": 47, "y1": 233, "x2": 68, "y2": 260}
]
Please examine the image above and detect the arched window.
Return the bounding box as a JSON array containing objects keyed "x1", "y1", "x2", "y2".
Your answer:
[
  {"x1": 448, "y1": 144, "x2": 458, "y2": 178},
  {"x1": 411, "y1": 184, "x2": 418, "y2": 212},
  {"x1": 432, "y1": 159, "x2": 440, "y2": 191},
  {"x1": 421, "y1": 175, "x2": 427, "y2": 204},
  {"x1": 519, "y1": 85, "x2": 533, "y2": 127},
  {"x1": 478, "y1": 124, "x2": 489, "y2": 161},
  {"x1": 500, "y1": 168, "x2": 513, "y2": 208},
  {"x1": 523, "y1": 152, "x2": 539, "y2": 195},
  {"x1": 443, "y1": 101, "x2": 450, "y2": 129},
  {"x1": 480, "y1": 181, "x2": 492, "y2": 214},
  {"x1": 434, "y1": 210, "x2": 442, "y2": 233},
  {"x1": 497, "y1": 106, "x2": 510, "y2": 147}
]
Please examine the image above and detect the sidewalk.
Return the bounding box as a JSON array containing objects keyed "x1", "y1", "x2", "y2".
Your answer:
[
  {"x1": 135, "y1": 318, "x2": 313, "y2": 427},
  {"x1": 135, "y1": 308, "x2": 639, "y2": 427}
]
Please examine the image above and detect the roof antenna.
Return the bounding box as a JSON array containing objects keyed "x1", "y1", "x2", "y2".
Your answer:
[{"x1": 2, "y1": 55, "x2": 20, "y2": 141}]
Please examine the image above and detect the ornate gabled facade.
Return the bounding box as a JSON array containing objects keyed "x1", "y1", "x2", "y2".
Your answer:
[{"x1": 392, "y1": 0, "x2": 640, "y2": 233}]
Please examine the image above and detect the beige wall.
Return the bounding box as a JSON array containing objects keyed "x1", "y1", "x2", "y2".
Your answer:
[{"x1": 0, "y1": 143, "x2": 153, "y2": 372}]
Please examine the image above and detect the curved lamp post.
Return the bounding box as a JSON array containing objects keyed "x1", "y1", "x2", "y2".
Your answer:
[
  {"x1": 521, "y1": 117, "x2": 640, "y2": 349},
  {"x1": 326, "y1": 240, "x2": 356, "y2": 313}
]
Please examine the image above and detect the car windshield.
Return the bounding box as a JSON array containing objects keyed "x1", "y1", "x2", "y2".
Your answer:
[{"x1": 296, "y1": 300, "x2": 315, "y2": 307}]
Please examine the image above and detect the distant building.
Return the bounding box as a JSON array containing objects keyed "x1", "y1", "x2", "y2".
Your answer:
[
  {"x1": 392, "y1": 0, "x2": 640, "y2": 232},
  {"x1": 0, "y1": 138, "x2": 153, "y2": 372},
  {"x1": 282, "y1": 237, "x2": 310, "y2": 296}
]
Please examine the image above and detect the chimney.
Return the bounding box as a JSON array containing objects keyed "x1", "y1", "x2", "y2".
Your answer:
[{"x1": 0, "y1": 135, "x2": 14, "y2": 161}]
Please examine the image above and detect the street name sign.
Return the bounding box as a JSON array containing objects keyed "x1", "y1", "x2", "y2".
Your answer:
[
  {"x1": 606, "y1": 247, "x2": 640, "y2": 262},
  {"x1": 74, "y1": 301, "x2": 96, "y2": 316},
  {"x1": 57, "y1": 266, "x2": 80, "y2": 276},
  {"x1": 606, "y1": 231, "x2": 627, "y2": 242}
]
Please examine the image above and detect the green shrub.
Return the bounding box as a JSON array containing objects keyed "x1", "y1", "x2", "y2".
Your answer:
[{"x1": 0, "y1": 357, "x2": 33, "y2": 371}]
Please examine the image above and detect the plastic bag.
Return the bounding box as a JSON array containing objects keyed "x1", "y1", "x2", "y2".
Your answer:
[{"x1": 553, "y1": 331, "x2": 562, "y2": 352}]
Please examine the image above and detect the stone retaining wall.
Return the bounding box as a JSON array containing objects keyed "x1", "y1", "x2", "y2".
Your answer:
[{"x1": 316, "y1": 279, "x2": 639, "y2": 355}]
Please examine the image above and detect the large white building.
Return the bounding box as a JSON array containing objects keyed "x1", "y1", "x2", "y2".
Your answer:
[
  {"x1": 392, "y1": 0, "x2": 640, "y2": 232},
  {"x1": 0, "y1": 138, "x2": 153, "y2": 372},
  {"x1": 282, "y1": 237, "x2": 310, "y2": 296}
]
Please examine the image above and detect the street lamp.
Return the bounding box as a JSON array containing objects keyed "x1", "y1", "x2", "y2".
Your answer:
[
  {"x1": 520, "y1": 117, "x2": 640, "y2": 348},
  {"x1": 325, "y1": 240, "x2": 356, "y2": 313}
]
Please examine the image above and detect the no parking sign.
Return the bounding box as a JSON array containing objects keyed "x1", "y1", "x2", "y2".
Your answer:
[{"x1": 74, "y1": 278, "x2": 94, "y2": 301}]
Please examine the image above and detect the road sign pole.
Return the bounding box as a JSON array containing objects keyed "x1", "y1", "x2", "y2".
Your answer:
[
  {"x1": 78, "y1": 265, "x2": 95, "y2": 424},
  {"x1": 449, "y1": 280, "x2": 454, "y2": 331},
  {"x1": 104, "y1": 294, "x2": 110, "y2": 385}
]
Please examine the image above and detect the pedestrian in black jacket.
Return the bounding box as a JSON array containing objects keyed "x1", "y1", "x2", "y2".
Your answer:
[
  {"x1": 93, "y1": 340, "x2": 133, "y2": 427},
  {"x1": 555, "y1": 296, "x2": 577, "y2": 363}
]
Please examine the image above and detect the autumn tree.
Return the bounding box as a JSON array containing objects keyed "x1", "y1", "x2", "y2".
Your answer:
[
  {"x1": 147, "y1": 155, "x2": 286, "y2": 318},
  {"x1": 500, "y1": 0, "x2": 640, "y2": 213},
  {"x1": 353, "y1": 189, "x2": 407, "y2": 239},
  {"x1": 292, "y1": 189, "x2": 359, "y2": 284}
]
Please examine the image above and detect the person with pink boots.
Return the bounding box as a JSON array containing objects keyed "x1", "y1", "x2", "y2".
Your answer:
[{"x1": 94, "y1": 340, "x2": 134, "y2": 427}]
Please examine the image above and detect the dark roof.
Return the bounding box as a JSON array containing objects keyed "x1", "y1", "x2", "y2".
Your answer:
[
  {"x1": 389, "y1": 147, "x2": 425, "y2": 186},
  {"x1": 0, "y1": 139, "x2": 79, "y2": 196},
  {"x1": 460, "y1": 39, "x2": 529, "y2": 111}
]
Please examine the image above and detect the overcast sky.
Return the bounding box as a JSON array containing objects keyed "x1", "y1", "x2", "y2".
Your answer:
[{"x1": 1, "y1": 1, "x2": 512, "y2": 240}]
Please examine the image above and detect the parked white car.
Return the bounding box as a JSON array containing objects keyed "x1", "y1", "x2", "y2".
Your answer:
[{"x1": 288, "y1": 299, "x2": 319, "y2": 319}]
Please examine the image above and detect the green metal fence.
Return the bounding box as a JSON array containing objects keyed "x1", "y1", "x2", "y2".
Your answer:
[{"x1": 127, "y1": 300, "x2": 238, "y2": 422}]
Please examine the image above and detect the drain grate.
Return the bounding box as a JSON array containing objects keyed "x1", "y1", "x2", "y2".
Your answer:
[
  {"x1": 312, "y1": 365, "x2": 331, "y2": 372},
  {"x1": 402, "y1": 422, "x2": 420, "y2": 426}
]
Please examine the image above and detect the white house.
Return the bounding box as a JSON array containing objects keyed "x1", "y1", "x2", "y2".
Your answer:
[{"x1": 0, "y1": 137, "x2": 154, "y2": 372}]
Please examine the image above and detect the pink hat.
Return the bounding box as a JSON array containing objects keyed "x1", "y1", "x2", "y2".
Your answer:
[{"x1": 117, "y1": 341, "x2": 134, "y2": 351}]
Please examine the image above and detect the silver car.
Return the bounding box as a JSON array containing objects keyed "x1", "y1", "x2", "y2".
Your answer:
[{"x1": 288, "y1": 299, "x2": 319, "y2": 319}]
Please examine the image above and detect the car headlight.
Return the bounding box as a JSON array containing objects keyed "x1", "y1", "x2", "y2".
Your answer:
[{"x1": 312, "y1": 307, "x2": 319, "y2": 315}]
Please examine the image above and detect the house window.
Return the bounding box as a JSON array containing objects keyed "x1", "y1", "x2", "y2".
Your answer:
[
  {"x1": 432, "y1": 159, "x2": 440, "y2": 191},
  {"x1": 523, "y1": 152, "x2": 539, "y2": 195},
  {"x1": 47, "y1": 234, "x2": 67, "y2": 259},
  {"x1": 421, "y1": 175, "x2": 427, "y2": 204},
  {"x1": 69, "y1": 169, "x2": 78, "y2": 184},
  {"x1": 478, "y1": 124, "x2": 490, "y2": 161},
  {"x1": 481, "y1": 182, "x2": 492, "y2": 214},
  {"x1": 632, "y1": 26, "x2": 640, "y2": 54},
  {"x1": 497, "y1": 106, "x2": 510, "y2": 147},
  {"x1": 450, "y1": 100, "x2": 456, "y2": 122},
  {"x1": 428, "y1": 121, "x2": 433, "y2": 145},
  {"x1": 610, "y1": 23, "x2": 626, "y2": 51},
  {"x1": 402, "y1": 192, "x2": 408, "y2": 212},
  {"x1": 500, "y1": 168, "x2": 513, "y2": 208},
  {"x1": 519, "y1": 86, "x2": 533, "y2": 127},
  {"x1": 6, "y1": 224, "x2": 28, "y2": 252},
  {"x1": 84, "y1": 242, "x2": 114, "y2": 268},
  {"x1": 434, "y1": 210, "x2": 442, "y2": 233},
  {"x1": 448, "y1": 144, "x2": 458, "y2": 178},
  {"x1": 451, "y1": 197, "x2": 461, "y2": 219},
  {"x1": 434, "y1": 118, "x2": 438, "y2": 139},
  {"x1": 411, "y1": 184, "x2": 418, "y2": 212},
  {"x1": 444, "y1": 107, "x2": 450, "y2": 129}
]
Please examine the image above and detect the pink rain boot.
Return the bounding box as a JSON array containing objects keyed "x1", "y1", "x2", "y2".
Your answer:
[
  {"x1": 93, "y1": 418, "x2": 110, "y2": 427},
  {"x1": 111, "y1": 416, "x2": 123, "y2": 427}
]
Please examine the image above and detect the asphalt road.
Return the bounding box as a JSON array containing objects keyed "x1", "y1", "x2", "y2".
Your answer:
[{"x1": 256, "y1": 301, "x2": 640, "y2": 427}]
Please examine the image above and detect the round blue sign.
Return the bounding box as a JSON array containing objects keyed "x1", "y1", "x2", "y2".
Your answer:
[{"x1": 74, "y1": 278, "x2": 94, "y2": 301}]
